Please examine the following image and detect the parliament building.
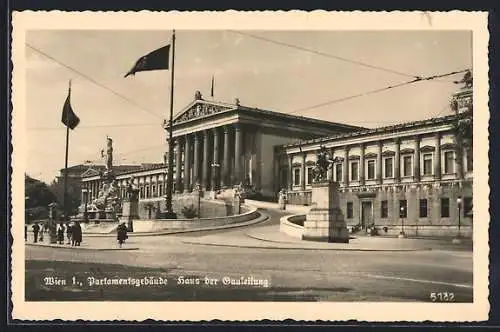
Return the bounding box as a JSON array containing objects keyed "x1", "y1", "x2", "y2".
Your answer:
[{"x1": 80, "y1": 86, "x2": 473, "y2": 237}]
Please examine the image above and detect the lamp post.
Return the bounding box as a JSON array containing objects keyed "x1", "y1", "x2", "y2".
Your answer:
[
  {"x1": 211, "y1": 162, "x2": 220, "y2": 196},
  {"x1": 194, "y1": 182, "x2": 202, "y2": 219},
  {"x1": 82, "y1": 188, "x2": 89, "y2": 222},
  {"x1": 399, "y1": 205, "x2": 406, "y2": 238},
  {"x1": 457, "y1": 196, "x2": 462, "y2": 236}
]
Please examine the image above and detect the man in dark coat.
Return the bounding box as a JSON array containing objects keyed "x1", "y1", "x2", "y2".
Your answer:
[
  {"x1": 25, "y1": 224, "x2": 28, "y2": 241},
  {"x1": 32, "y1": 222, "x2": 40, "y2": 243},
  {"x1": 72, "y1": 221, "x2": 82, "y2": 246},
  {"x1": 117, "y1": 222, "x2": 128, "y2": 248},
  {"x1": 57, "y1": 223, "x2": 65, "y2": 245}
]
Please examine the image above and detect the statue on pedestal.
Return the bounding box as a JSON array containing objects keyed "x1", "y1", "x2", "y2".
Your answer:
[{"x1": 312, "y1": 146, "x2": 333, "y2": 183}]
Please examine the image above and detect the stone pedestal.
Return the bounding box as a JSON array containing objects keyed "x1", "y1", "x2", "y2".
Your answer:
[
  {"x1": 303, "y1": 181, "x2": 349, "y2": 243},
  {"x1": 121, "y1": 197, "x2": 139, "y2": 232}
]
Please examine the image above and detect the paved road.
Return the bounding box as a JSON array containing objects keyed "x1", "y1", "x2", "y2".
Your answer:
[{"x1": 25, "y1": 209, "x2": 473, "y2": 302}]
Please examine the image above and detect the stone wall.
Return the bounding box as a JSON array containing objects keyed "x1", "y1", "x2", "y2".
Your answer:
[{"x1": 138, "y1": 194, "x2": 235, "y2": 219}]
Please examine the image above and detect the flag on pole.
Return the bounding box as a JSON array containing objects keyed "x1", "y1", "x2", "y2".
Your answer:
[
  {"x1": 61, "y1": 82, "x2": 80, "y2": 130},
  {"x1": 211, "y1": 75, "x2": 214, "y2": 98},
  {"x1": 124, "y1": 45, "x2": 171, "y2": 77}
]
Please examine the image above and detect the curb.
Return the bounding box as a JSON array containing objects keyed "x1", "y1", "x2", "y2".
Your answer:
[
  {"x1": 180, "y1": 239, "x2": 433, "y2": 252},
  {"x1": 25, "y1": 243, "x2": 139, "y2": 251},
  {"x1": 82, "y1": 210, "x2": 269, "y2": 237}
]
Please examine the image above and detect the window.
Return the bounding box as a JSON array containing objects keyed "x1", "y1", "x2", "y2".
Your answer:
[
  {"x1": 293, "y1": 168, "x2": 300, "y2": 186},
  {"x1": 159, "y1": 184, "x2": 163, "y2": 196},
  {"x1": 367, "y1": 160, "x2": 375, "y2": 180},
  {"x1": 399, "y1": 200, "x2": 407, "y2": 218},
  {"x1": 335, "y1": 163, "x2": 343, "y2": 182},
  {"x1": 306, "y1": 167, "x2": 313, "y2": 185},
  {"x1": 145, "y1": 186, "x2": 150, "y2": 198},
  {"x1": 152, "y1": 185, "x2": 156, "y2": 196},
  {"x1": 350, "y1": 161, "x2": 359, "y2": 181},
  {"x1": 140, "y1": 187, "x2": 144, "y2": 199},
  {"x1": 384, "y1": 157, "x2": 393, "y2": 178},
  {"x1": 441, "y1": 198, "x2": 450, "y2": 217},
  {"x1": 419, "y1": 199, "x2": 428, "y2": 218},
  {"x1": 464, "y1": 197, "x2": 473, "y2": 217},
  {"x1": 347, "y1": 202, "x2": 353, "y2": 219},
  {"x1": 423, "y1": 153, "x2": 433, "y2": 175},
  {"x1": 403, "y1": 156, "x2": 412, "y2": 177},
  {"x1": 444, "y1": 151, "x2": 455, "y2": 174},
  {"x1": 466, "y1": 148, "x2": 473, "y2": 172},
  {"x1": 381, "y1": 200, "x2": 388, "y2": 218}
]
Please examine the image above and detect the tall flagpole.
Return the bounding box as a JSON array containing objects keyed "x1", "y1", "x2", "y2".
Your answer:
[
  {"x1": 63, "y1": 79, "x2": 71, "y2": 221},
  {"x1": 165, "y1": 30, "x2": 177, "y2": 218}
]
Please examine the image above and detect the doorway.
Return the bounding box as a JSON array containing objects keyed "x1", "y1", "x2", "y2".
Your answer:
[{"x1": 361, "y1": 201, "x2": 373, "y2": 229}]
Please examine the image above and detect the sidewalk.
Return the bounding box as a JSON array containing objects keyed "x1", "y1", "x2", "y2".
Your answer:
[{"x1": 24, "y1": 233, "x2": 139, "y2": 251}]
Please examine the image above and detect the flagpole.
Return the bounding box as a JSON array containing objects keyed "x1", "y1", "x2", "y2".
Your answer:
[
  {"x1": 63, "y1": 79, "x2": 71, "y2": 222},
  {"x1": 165, "y1": 30, "x2": 177, "y2": 218}
]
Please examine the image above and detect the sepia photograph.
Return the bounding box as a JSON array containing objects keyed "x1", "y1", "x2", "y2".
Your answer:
[{"x1": 11, "y1": 11, "x2": 489, "y2": 321}]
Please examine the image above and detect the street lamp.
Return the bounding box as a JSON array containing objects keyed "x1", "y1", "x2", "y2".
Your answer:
[
  {"x1": 194, "y1": 182, "x2": 202, "y2": 219},
  {"x1": 457, "y1": 196, "x2": 462, "y2": 237},
  {"x1": 82, "y1": 188, "x2": 89, "y2": 222},
  {"x1": 399, "y1": 205, "x2": 406, "y2": 238},
  {"x1": 211, "y1": 162, "x2": 220, "y2": 194}
]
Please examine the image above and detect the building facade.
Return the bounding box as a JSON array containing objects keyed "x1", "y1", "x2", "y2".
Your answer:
[
  {"x1": 80, "y1": 87, "x2": 473, "y2": 237},
  {"x1": 277, "y1": 87, "x2": 473, "y2": 236}
]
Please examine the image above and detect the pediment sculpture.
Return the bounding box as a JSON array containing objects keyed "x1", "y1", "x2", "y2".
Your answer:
[{"x1": 174, "y1": 103, "x2": 233, "y2": 124}]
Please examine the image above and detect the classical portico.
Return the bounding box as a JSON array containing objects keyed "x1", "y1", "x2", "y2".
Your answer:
[{"x1": 166, "y1": 91, "x2": 364, "y2": 196}]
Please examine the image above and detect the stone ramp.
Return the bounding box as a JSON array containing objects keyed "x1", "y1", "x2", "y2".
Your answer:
[{"x1": 81, "y1": 222, "x2": 118, "y2": 234}]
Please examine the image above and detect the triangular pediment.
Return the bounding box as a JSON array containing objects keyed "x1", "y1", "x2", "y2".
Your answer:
[
  {"x1": 81, "y1": 168, "x2": 102, "y2": 178},
  {"x1": 173, "y1": 100, "x2": 236, "y2": 125}
]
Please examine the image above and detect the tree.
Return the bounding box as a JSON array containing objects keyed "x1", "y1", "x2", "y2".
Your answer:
[
  {"x1": 48, "y1": 176, "x2": 81, "y2": 217},
  {"x1": 25, "y1": 174, "x2": 57, "y2": 221}
]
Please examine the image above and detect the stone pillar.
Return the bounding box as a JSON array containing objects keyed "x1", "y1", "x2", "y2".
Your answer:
[
  {"x1": 212, "y1": 128, "x2": 220, "y2": 191},
  {"x1": 202, "y1": 130, "x2": 210, "y2": 191},
  {"x1": 183, "y1": 135, "x2": 192, "y2": 193},
  {"x1": 288, "y1": 154, "x2": 293, "y2": 191},
  {"x1": 414, "y1": 135, "x2": 421, "y2": 182},
  {"x1": 377, "y1": 141, "x2": 383, "y2": 184},
  {"x1": 301, "y1": 153, "x2": 306, "y2": 190},
  {"x1": 234, "y1": 124, "x2": 243, "y2": 185},
  {"x1": 395, "y1": 138, "x2": 401, "y2": 183},
  {"x1": 435, "y1": 132, "x2": 441, "y2": 180},
  {"x1": 222, "y1": 126, "x2": 231, "y2": 187},
  {"x1": 359, "y1": 143, "x2": 365, "y2": 185},
  {"x1": 193, "y1": 133, "x2": 201, "y2": 185},
  {"x1": 175, "y1": 137, "x2": 183, "y2": 193},
  {"x1": 303, "y1": 181, "x2": 349, "y2": 243},
  {"x1": 344, "y1": 146, "x2": 349, "y2": 186}
]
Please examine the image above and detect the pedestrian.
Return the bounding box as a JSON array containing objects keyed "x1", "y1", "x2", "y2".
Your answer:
[
  {"x1": 39, "y1": 226, "x2": 44, "y2": 242},
  {"x1": 32, "y1": 222, "x2": 40, "y2": 243},
  {"x1": 117, "y1": 222, "x2": 128, "y2": 248},
  {"x1": 57, "y1": 222, "x2": 65, "y2": 245},
  {"x1": 72, "y1": 221, "x2": 82, "y2": 246},
  {"x1": 24, "y1": 224, "x2": 27, "y2": 242},
  {"x1": 66, "y1": 222, "x2": 73, "y2": 245}
]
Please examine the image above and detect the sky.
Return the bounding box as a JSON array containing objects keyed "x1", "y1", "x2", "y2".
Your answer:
[{"x1": 24, "y1": 30, "x2": 472, "y2": 183}]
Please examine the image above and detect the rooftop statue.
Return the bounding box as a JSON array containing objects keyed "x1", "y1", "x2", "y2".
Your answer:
[{"x1": 454, "y1": 69, "x2": 473, "y2": 89}]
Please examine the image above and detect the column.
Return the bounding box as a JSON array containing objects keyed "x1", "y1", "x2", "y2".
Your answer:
[
  {"x1": 183, "y1": 135, "x2": 192, "y2": 193},
  {"x1": 301, "y1": 153, "x2": 306, "y2": 190},
  {"x1": 344, "y1": 146, "x2": 349, "y2": 186},
  {"x1": 434, "y1": 132, "x2": 441, "y2": 180},
  {"x1": 395, "y1": 138, "x2": 401, "y2": 183},
  {"x1": 212, "y1": 128, "x2": 220, "y2": 190},
  {"x1": 234, "y1": 124, "x2": 243, "y2": 185},
  {"x1": 202, "y1": 130, "x2": 210, "y2": 191},
  {"x1": 193, "y1": 133, "x2": 201, "y2": 185},
  {"x1": 329, "y1": 147, "x2": 335, "y2": 182},
  {"x1": 175, "y1": 137, "x2": 183, "y2": 193},
  {"x1": 222, "y1": 126, "x2": 231, "y2": 187},
  {"x1": 377, "y1": 141, "x2": 383, "y2": 184},
  {"x1": 288, "y1": 154, "x2": 293, "y2": 190},
  {"x1": 359, "y1": 143, "x2": 365, "y2": 185},
  {"x1": 414, "y1": 135, "x2": 421, "y2": 182}
]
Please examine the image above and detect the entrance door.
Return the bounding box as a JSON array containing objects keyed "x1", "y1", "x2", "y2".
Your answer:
[{"x1": 361, "y1": 201, "x2": 373, "y2": 229}]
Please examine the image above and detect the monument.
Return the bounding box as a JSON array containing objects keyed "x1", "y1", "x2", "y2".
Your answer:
[
  {"x1": 303, "y1": 146, "x2": 349, "y2": 243},
  {"x1": 120, "y1": 176, "x2": 139, "y2": 232},
  {"x1": 76, "y1": 137, "x2": 121, "y2": 222}
]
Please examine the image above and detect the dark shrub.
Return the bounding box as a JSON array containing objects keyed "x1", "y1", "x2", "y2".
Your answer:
[{"x1": 181, "y1": 205, "x2": 198, "y2": 219}]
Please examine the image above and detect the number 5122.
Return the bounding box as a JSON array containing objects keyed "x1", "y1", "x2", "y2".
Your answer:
[{"x1": 430, "y1": 292, "x2": 455, "y2": 302}]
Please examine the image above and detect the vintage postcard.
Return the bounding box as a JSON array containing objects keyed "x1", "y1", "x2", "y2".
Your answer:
[{"x1": 11, "y1": 11, "x2": 489, "y2": 321}]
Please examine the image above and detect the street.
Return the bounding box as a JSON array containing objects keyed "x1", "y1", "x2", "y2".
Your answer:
[{"x1": 25, "y1": 210, "x2": 473, "y2": 302}]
